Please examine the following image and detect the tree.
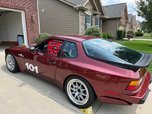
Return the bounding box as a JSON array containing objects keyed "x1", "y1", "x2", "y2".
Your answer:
[
  {"x1": 136, "y1": 0, "x2": 152, "y2": 32},
  {"x1": 141, "y1": 21, "x2": 150, "y2": 33}
]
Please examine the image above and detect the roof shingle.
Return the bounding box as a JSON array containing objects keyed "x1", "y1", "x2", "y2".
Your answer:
[{"x1": 103, "y1": 3, "x2": 127, "y2": 18}]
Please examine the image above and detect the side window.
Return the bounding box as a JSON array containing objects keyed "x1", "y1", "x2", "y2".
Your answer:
[
  {"x1": 36, "y1": 41, "x2": 48, "y2": 53},
  {"x1": 60, "y1": 42, "x2": 78, "y2": 58}
]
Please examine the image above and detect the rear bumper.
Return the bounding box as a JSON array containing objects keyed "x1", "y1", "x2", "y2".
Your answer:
[
  {"x1": 139, "y1": 89, "x2": 150, "y2": 104},
  {"x1": 123, "y1": 73, "x2": 151, "y2": 104},
  {"x1": 139, "y1": 74, "x2": 152, "y2": 104},
  {"x1": 99, "y1": 73, "x2": 151, "y2": 105}
]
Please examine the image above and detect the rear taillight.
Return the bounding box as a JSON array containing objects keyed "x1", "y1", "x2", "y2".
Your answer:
[{"x1": 127, "y1": 78, "x2": 143, "y2": 91}]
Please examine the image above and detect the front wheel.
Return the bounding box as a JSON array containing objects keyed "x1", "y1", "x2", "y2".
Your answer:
[
  {"x1": 6, "y1": 54, "x2": 20, "y2": 73},
  {"x1": 65, "y1": 76, "x2": 96, "y2": 108}
]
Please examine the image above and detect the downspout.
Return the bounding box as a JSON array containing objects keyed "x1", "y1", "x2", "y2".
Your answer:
[
  {"x1": 116, "y1": 17, "x2": 119, "y2": 30},
  {"x1": 116, "y1": 17, "x2": 119, "y2": 38},
  {"x1": 37, "y1": 0, "x2": 41, "y2": 33},
  {"x1": 75, "y1": 8, "x2": 81, "y2": 35}
]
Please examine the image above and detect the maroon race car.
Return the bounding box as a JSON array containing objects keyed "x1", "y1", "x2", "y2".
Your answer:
[{"x1": 5, "y1": 35, "x2": 152, "y2": 108}]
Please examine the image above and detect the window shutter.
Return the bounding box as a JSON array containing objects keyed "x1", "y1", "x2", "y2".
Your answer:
[
  {"x1": 85, "y1": 14, "x2": 87, "y2": 30},
  {"x1": 91, "y1": 15, "x2": 93, "y2": 27}
]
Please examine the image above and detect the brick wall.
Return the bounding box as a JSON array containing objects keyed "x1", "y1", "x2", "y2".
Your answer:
[{"x1": 0, "y1": 0, "x2": 39, "y2": 44}]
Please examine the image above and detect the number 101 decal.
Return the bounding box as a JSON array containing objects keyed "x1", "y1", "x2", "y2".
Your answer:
[{"x1": 25, "y1": 63, "x2": 39, "y2": 74}]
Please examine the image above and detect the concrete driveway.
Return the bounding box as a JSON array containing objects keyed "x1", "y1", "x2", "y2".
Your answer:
[{"x1": 0, "y1": 47, "x2": 152, "y2": 114}]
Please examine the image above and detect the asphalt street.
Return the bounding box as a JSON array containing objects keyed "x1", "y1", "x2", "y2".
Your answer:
[{"x1": 0, "y1": 46, "x2": 152, "y2": 114}]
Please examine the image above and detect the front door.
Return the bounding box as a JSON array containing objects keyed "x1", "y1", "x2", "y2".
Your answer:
[
  {"x1": 33, "y1": 39, "x2": 64, "y2": 80},
  {"x1": 35, "y1": 52, "x2": 58, "y2": 80}
]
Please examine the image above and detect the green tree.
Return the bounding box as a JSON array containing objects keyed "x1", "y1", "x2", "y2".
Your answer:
[
  {"x1": 141, "y1": 21, "x2": 150, "y2": 33},
  {"x1": 136, "y1": 0, "x2": 152, "y2": 32}
]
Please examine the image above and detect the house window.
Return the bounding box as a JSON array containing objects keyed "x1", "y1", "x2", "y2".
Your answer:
[
  {"x1": 95, "y1": 16, "x2": 100, "y2": 28},
  {"x1": 85, "y1": 14, "x2": 92, "y2": 30}
]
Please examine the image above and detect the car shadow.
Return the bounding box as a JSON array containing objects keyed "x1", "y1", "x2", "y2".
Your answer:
[
  {"x1": 1, "y1": 65, "x2": 139, "y2": 114},
  {"x1": 1, "y1": 65, "x2": 82, "y2": 114},
  {"x1": 95, "y1": 104, "x2": 138, "y2": 114}
]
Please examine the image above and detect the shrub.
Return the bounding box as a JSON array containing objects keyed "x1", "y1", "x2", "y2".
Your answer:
[
  {"x1": 107, "y1": 33, "x2": 113, "y2": 39},
  {"x1": 117, "y1": 30, "x2": 124, "y2": 40},
  {"x1": 34, "y1": 33, "x2": 52, "y2": 44},
  {"x1": 127, "y1": 31, "x2": 134, "y2": 35},
  {"x1": 102, "y1": 33, "x2": 112, "y2": 39},
  {"x1": 135, "y1": 30, "x2": 144, "y2": 36},
  {"x1": 127, "y1": 31, "x2": 134, "y2": 38},
  {"x1": 85, "y1": 26, "x2": 102, "y2": 37},
  {"x1": 102, "y1": 33, "x2": 108, "y2": 39}
]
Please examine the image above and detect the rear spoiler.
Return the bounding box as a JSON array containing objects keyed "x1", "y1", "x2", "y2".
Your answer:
[
  {"x1": 93, "y1": 53, "x2": 152, "y2": 72},
  {"x1": 109, "y1": 53, "x2": 152, "y2": 71}
]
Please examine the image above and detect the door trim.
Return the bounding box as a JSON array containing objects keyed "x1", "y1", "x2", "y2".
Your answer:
[{"x1": 0, "y1": 7, "x2": 29, "y2": 47}]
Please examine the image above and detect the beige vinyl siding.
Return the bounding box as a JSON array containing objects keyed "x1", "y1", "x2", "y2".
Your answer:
[
  {"x1": 38, "y1": 0, "x2": 79, "y2": 35},
  {"x1": 102, "y1": 19, "x2": 119, "y2": 37}
]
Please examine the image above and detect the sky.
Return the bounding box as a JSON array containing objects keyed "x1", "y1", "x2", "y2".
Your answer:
[{"x1": 102, "y1": 0, "x2": 144, "y2": 21}]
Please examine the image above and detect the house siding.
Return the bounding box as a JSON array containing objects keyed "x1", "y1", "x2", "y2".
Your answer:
[
  {"x1": 119, "y1": 11, "x2": 127, "y2": 30},
  {"x1": 0, "y1": 0, "x2": 39, "y2": 44},
  {"x1": 38, "y1": 0, "x2": 79, "y2": 35},
  {"x1": 102, "y1": 19, "x2": 119, "y2": 37}
]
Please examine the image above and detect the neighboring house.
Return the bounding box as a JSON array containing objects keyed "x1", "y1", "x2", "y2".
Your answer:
[
  {"x1": 0, "y1": 0, "x2": 39, "y2": 46},
  {"x1": 126, "y1": 14, "x2": 137, "y2": 33},
  {"x1": 102, "y1": 3, "x2": 128, "y2": 37},
  {"x1": 136, "y1": 20, "x2": 141, "y2": 31},
  {"x1": 38, "y1": 0, "x2": 104, "y2": 35}
]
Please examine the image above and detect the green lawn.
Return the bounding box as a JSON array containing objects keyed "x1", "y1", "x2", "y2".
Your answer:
[
  {"x1": 116, "y1": 40, "x2": 152, "y2": 53},
  {"x1": 116, "y1": 40, "x2": 152, "y2": 72},
  {"x1": 142, "y1": 33, "x2": 152, "y2": 39}
]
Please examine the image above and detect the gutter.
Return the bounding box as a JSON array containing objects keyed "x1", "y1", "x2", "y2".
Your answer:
[{"x1": 59, "y1": 0, "x2": 75, "y2": 8}]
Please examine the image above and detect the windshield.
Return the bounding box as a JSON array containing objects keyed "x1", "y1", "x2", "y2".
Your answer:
[{"x1": 83, "y1": 39, "x2": 142, "y2": 64}]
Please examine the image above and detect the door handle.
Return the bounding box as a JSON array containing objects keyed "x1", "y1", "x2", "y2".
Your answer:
[
  {"x1": 52, "y1": 61, "x2": 56, "y2": 65},
  {"x1": 47, "y1": 59, "x2": 56, "y2": 65}
]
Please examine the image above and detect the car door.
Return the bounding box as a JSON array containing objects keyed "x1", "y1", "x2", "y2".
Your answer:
[
  {"x1": 34, "y1": 39, "x2": 64, "y2": 80},
  {"x1": 23, "y1": 47, "x2": 39, "y2": 75}
]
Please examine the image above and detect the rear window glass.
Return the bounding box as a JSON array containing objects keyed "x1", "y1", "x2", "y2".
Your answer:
[{"x1": 83, "y1": 39, "x2": 142, "y2": 64}]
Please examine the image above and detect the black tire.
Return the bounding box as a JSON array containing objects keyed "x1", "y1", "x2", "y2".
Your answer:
[
  {"x1": 6, "y1": 53, "x2": 20, "y2": 73},
  {"x1": 65, "y1": 76, "x2": 96, "y2": 108}
]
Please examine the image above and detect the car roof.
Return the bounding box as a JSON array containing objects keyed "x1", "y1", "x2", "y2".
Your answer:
[{"x1": 48, "y1": 35, "x2": 96, "y2": 42}]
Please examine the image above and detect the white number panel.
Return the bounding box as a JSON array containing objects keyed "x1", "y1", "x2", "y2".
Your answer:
[{"x1": 25, "y1": 63, "x2": 39, "y2": 74}]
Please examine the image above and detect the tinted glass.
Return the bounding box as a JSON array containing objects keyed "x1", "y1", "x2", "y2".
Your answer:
[
  {"x1": 36, "y1": 41, "x2": 48, "y2": 53},
  {"x1": 83, "y1": 39, "x2": 142, "y2": 64},
  {"x1": 60, "y1": 41, "x2": 77, "y2": 58}
]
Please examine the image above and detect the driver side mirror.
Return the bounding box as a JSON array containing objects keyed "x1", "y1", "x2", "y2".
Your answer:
[{"x1": 30, "y1": 47, "x2": 35, "y2": 51}]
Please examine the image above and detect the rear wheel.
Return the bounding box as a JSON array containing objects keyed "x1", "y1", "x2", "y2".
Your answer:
[
  {"x1": 6, "y1": 54, "x2": 20, "y2": 73},
  {"x1": 65, "y1": 76, "x2": 96, "y2": 108}
]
